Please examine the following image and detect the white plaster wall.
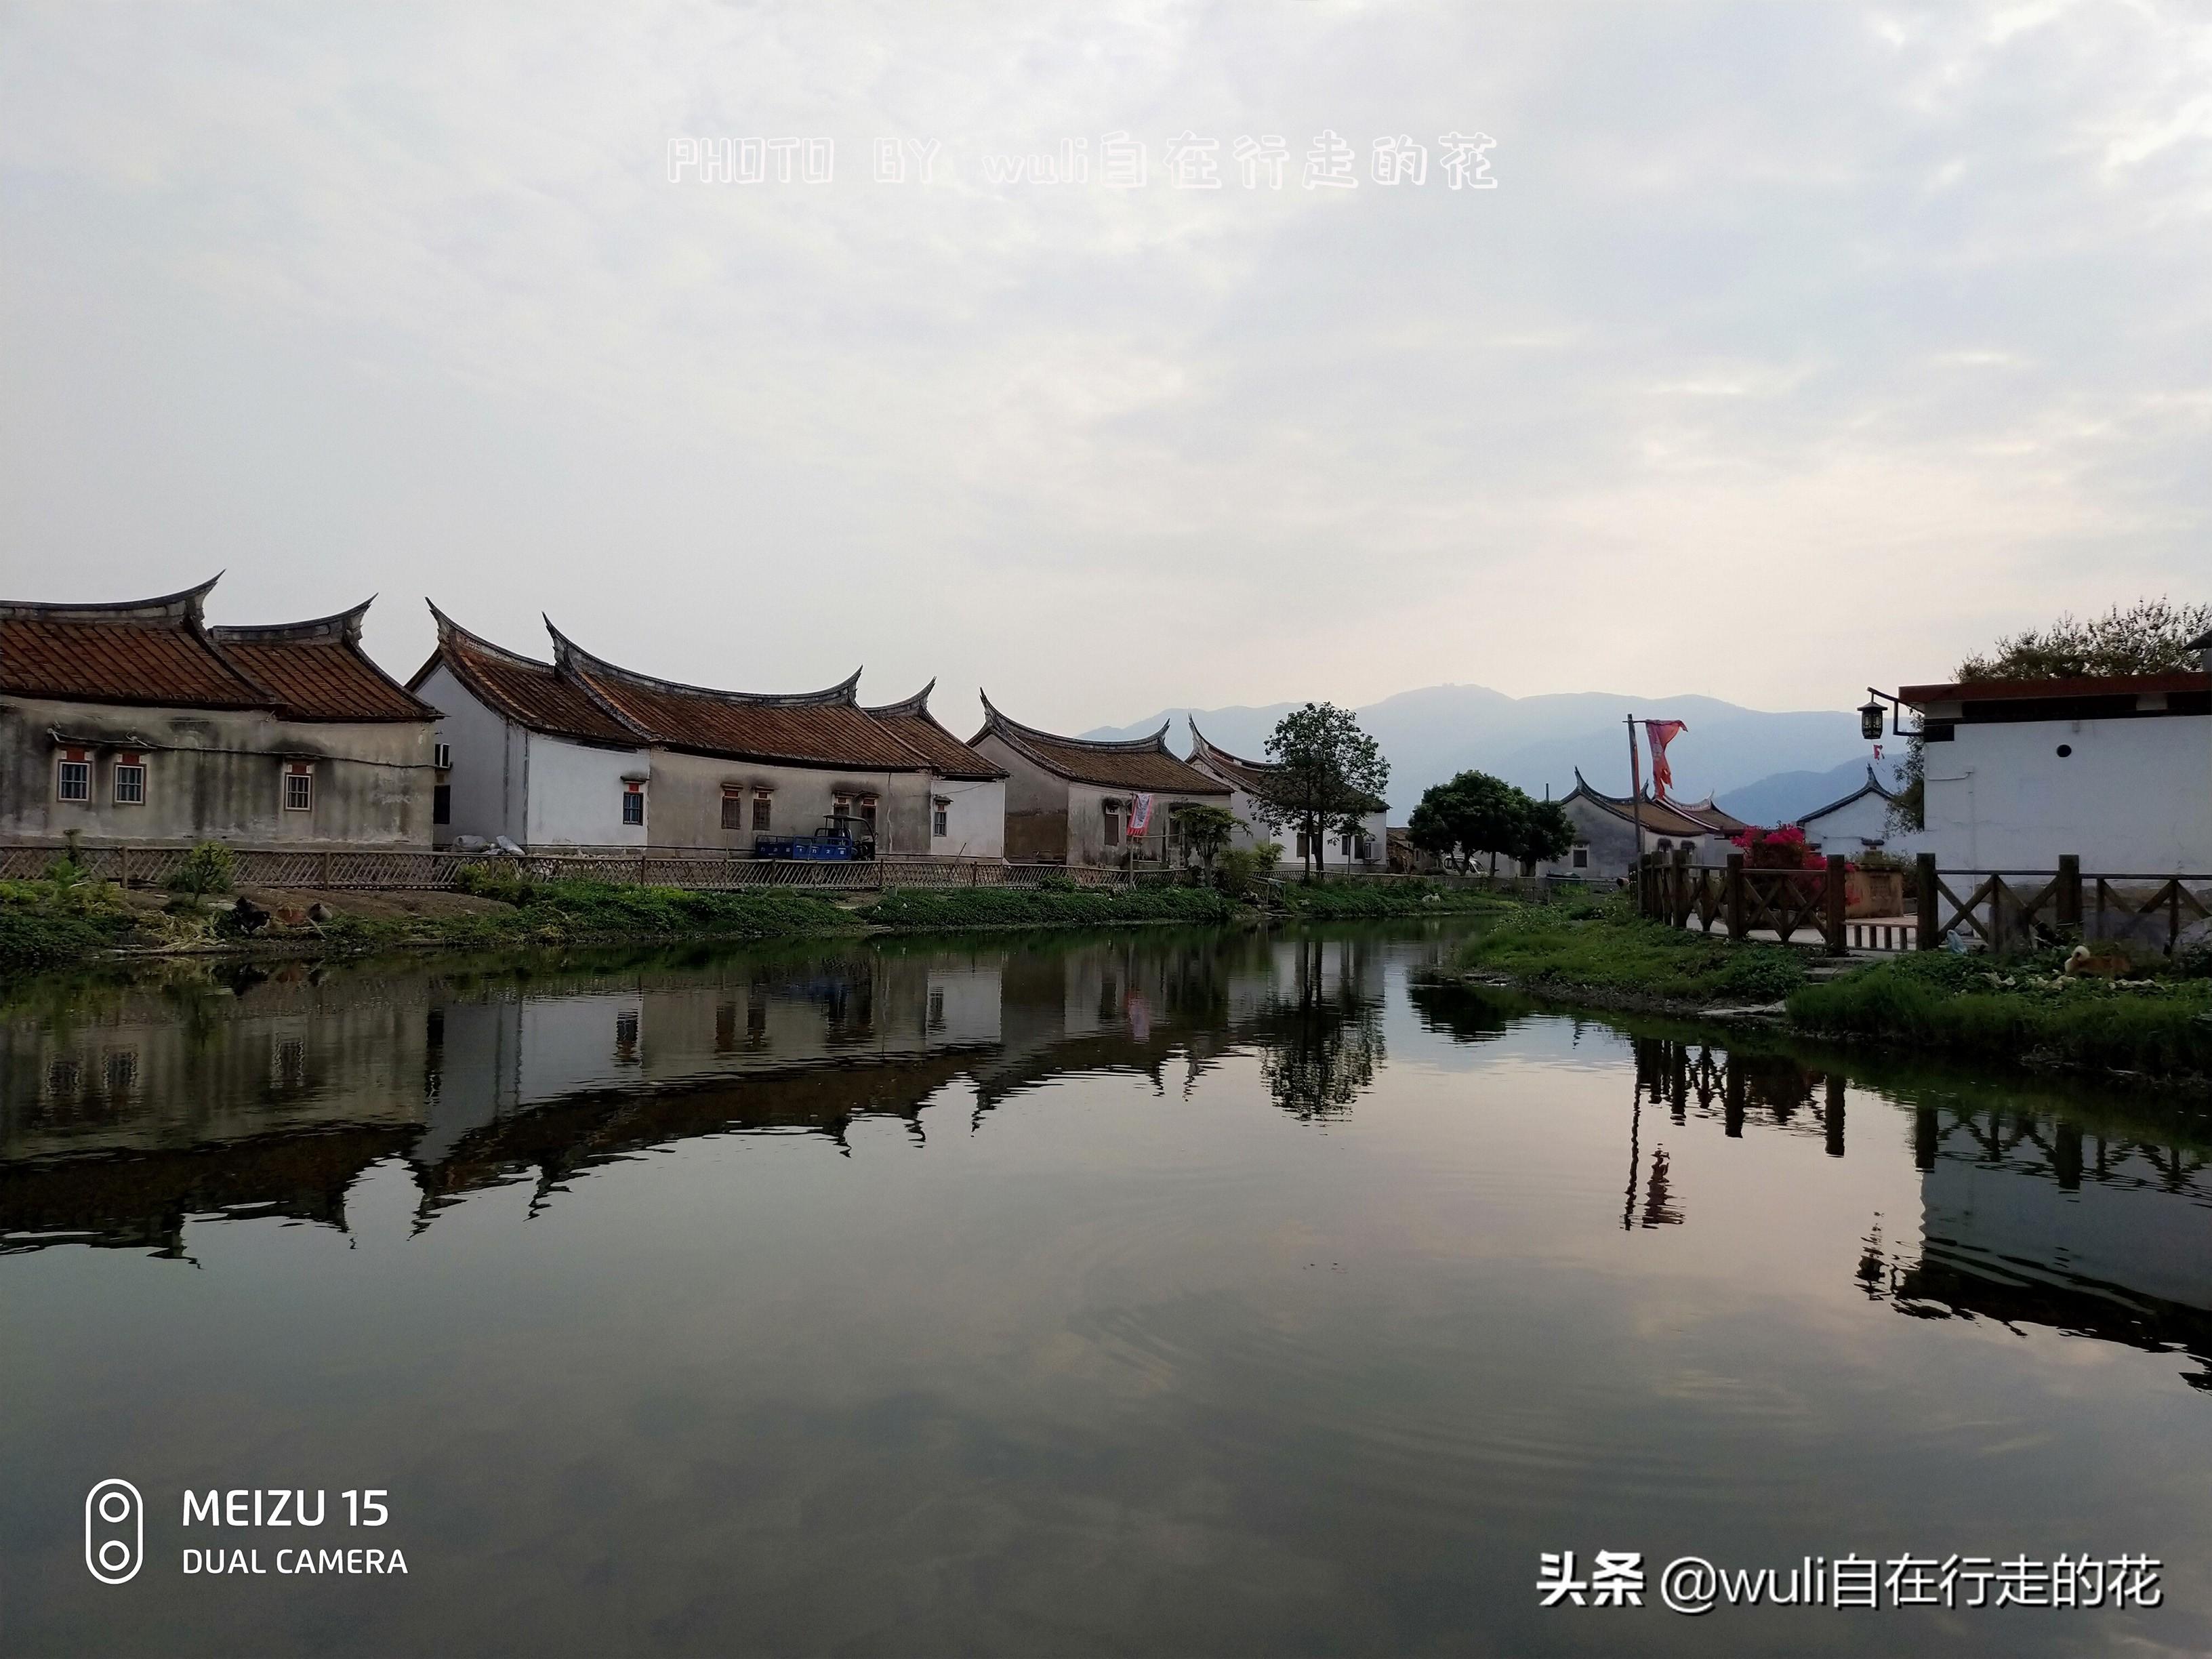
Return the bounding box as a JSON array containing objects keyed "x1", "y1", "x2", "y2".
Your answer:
[
  {"x1": 1923, "y1": 714, "x2": 2212, "y2": 873},
  {"x1": 524, "y1": 730, "x2": 650, "y2": 851},
  {"x1": 417, "y1": 663, "x2": 525, "y2": 846},
  {"x1": 1800, "y1": 792, "x2": 1916, "y2": 859},
  {"x1": 930, "y1": 777, "x2": 1005, "y2": 859}
]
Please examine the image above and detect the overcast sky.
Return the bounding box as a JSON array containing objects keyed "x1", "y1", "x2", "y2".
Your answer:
[{"x1": 3, "y1": 1, "x2": 2207, "y2": 740}]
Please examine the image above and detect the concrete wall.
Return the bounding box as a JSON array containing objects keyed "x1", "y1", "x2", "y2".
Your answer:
[
  {"x1": 1922, "y1": 714, "x2": 2212, "y2": 873},
  {"x1": 629, "y1": 750, "x2": 935, "y2": 853},
  {"x1": 1, "y1": 695, "x2": 434, "y2": 848},
  {"x1": 929, "y1": 777, "x2": 1006, "y2": 859},
  {"x1": 524, "y1": 730, "x2": 650, "y2": 851}
]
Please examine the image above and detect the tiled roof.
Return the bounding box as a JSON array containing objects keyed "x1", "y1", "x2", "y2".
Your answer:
[
  {"x1": 411, "y1": 607, "x2": 642, "y2": 746},
  {"x1": 0, "y1": 577, "x2": 274, "y2": 711},
  {"x1": 1671, "y1": 794, "x2": 1751, "y2": 835},
  {"x1": 1186, "y1": 720, "x2": 1387, "y2": 812},
  {"x1": 863, "y1": 682, "x2": 1006, "y2": 780},
  {"x1": 210, "y1": 600, "x2": 438, "y2": 722},
  {"x1": 550, "y1": 623, "x2": 924, "y2": 770},
  {"x1": 1795, "y1": 765, "x2": 1894, "y2": 826},
  {"x1": 1900, "y1": 671, "x2": 2211, "y2": 705},
  {"x1": 972, "y1": 694, "x2": 1230, "y2": 794},
  {"x1": 1565, "y1": 771, "x2": 1725, "y2": 839}
]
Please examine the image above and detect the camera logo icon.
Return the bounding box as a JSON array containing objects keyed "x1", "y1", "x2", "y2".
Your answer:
[{"x1": 85, "y1": 1479, "x2": 143, "y2": 1584}]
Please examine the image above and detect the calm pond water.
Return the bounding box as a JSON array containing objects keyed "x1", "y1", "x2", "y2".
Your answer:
[{"x1": 4, "y1": 922, "x2": 2210, "y2": 1657}]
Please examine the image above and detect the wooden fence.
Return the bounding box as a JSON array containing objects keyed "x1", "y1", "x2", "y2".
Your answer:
[
  {"x1": 1912, "y1": 855, "x2": 2211, "y2": 958},
  {"x1": 1639, "y1": 847, "x2": 2212, "y2": 958},
  {"x1": 0, "y1": 844, "x2": 1147, "y2": 895},
  {"x1": 1640, "y1": 848, "x2": 1851, "y2": 954}
]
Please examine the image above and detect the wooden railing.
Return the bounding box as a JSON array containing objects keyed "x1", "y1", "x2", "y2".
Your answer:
[
  {"x1": 1638, "y1": 846, "x2": 2212, "y2": 958},
  {"x1": 0, "y1": 844, "x2": 1142, "y2": 895},
  {"x1": 1640, "y1": 848, "x2": 1849, "y2": 953},
  {"x1": 1915, "y1": 855, "x2": 2210, "y2": 957}
]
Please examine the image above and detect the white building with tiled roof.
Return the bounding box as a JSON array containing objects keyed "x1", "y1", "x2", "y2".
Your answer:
[
  {"x1": 968, "y1": 694, "x2": 1229, "y2": 867},
  {"x1": 411, "y1": 607, "x2": 1004, "y2": 856},
  {"x1": 1185, "y1": 719, "x2": 1386, "y2": 872}
]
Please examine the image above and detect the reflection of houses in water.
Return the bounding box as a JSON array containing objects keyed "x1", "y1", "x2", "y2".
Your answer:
[
  {"x1": 1881, "y1": 1107, "x2": 2212, "y2": 1391},
  {"x1": 0, "y1": 930, "x2": 1394, "y2": 1253},
  {"x1": 417, "y1": 951, "x2": 1004, "y2": 1165},
  {"x1": 0, "y1": 963, "x2": 432, "y2": 1255}
]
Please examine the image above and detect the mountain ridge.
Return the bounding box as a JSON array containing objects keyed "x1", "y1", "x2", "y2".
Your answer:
[{"x1": 1082, "y1": 683, "x2": 1874, "y2": 818}]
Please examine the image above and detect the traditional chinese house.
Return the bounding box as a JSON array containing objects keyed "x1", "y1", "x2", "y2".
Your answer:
[
  {"x1": 967, "y1": 694, "x2": 1229, "y2": 867},
  {"x1": 1528, "y1": 771, "x2": 1735, "y2": 883},
  {"x1": 1184, "y1": 718, "x2": 1387, "y2": 871},
  {"x1": 411, "y1": 607, "x2": 1001, "y2": 855},
  {"x1": 0, "y1": 578, "x2": 439, "y2": 848}
]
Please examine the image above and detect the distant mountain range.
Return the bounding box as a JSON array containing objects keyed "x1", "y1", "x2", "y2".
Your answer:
[
  {"x1": 1714, "y1": 757, "x2": 1907, "y2": 828},
  {"x1": 1081, "y1": 685, "x2": 1881, "y2": 821}
]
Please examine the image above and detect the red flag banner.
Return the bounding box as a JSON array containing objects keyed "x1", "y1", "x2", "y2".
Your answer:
[
  {"x1": 1128, "y1": 793, "x2": 1155, "y2": 834},
  {"x1": 1643, "y1": 720, "x2": 1687, "y2": 798}
]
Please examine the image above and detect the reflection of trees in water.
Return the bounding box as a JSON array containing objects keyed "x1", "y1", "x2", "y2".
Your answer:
[
  {"x1": 1404, "y1": 980, "x2": 1519, "y2": 1045},
  {"x1": 1255, "y1": 938, "x2": 1385, "y2": 1122}
]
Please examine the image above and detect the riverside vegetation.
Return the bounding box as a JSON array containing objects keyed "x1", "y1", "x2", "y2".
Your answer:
[
  {"x1": 0, "y1": 846, "x2": 1507, "y2": 981},
  {"x1": 1452, "y1": 895, "x2": 2212, "y2": 1083}
]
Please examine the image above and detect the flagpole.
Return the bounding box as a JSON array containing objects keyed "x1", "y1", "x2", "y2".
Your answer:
[{"x1": 1626, "y1": 714, "x2": 1646, "y2": 870}]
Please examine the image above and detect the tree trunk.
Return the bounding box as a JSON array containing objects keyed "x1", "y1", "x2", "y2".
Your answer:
[{"x1": 1312, "y1": 808, "x2": 1325, "y2": 882}]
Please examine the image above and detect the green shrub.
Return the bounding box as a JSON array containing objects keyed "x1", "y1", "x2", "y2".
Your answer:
[
  {"x1": 165, "y1": 841, "x2": 237, "y2": 897},
  {"x1": 857, "y1": 884, "x2": 1237, "y2": 931},
  {"x1": 1455, "y1": 907, "x2": 1808, "y2": 1003},
  {"x1": 1286, "y1": 881, "x2": 1513, "y2": 920},
  {"x1": 0, "y1": 907, "x2": 129, "y2": 977},
  {"x1": 1788, "y1": 955, "x2": 2212, "y2": 1078},
  {"x1": 1214, "y1": 845, "x2": 1281, "y2": 899}
]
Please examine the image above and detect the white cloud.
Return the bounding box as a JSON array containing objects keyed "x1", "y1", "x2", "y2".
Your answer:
[{"x1": 1, "y1": 0, "x2": 2207, "y2": 741}]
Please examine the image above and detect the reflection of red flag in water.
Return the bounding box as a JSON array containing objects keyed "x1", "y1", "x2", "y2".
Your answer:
[
  {"x1": 1643, "y1": 720, "x2": 1687, "y2": 798},
  {"x1": 1125, "y1": 991, "x2": 1151, "y2": 1042}
]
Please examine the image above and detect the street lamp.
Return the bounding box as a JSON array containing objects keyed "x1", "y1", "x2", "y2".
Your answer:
[{"x1": 1859, "y1": 695, "x2": 1886, "y2": 741}]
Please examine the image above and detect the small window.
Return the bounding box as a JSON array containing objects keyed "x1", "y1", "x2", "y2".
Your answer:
[
  {"x1": 1103, "y1": 806, "x2": 1123, "y2": 848},
  {"x1": 1295, "y1": 831, "x2": 1311, "y2": 857},
  {"x1": 1571, "y1": 845, "x2": 1589, "y2": 869},
  {"x1": 721, "y1": 792, "x2": 744, "y2": 830},
  {"x1": 432, "y1": 784, "x2": 451, "y2": 825},
  {"x1": 433, "y1": 741, "x2": 453, "y2": 771},
  {"x1": 56, "y1": 757, "x2": 91, "y2": 802},
  {"x1": 622, "y1": 786, "x2": 644, "y2": 826},
  {"x1": 112, "y1": 755, "x2": 146, "y2": 805},
  {"x1": 752, "y1": 794, "x2": 772, "y2": 832},
  {"x1": 933, "y1": 806, "x2": 949, "y2": 838},
  {"x1": 283, "y1": 767, "x2": 313, "y2": 812},
  {"x1": 859, "y1": 796, "x2": 878, "y2": 830}
]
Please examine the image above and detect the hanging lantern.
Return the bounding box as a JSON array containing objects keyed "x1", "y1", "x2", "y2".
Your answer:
[{"x1": 1859, "y1": 696, "x2": 1887, "y2": 741}]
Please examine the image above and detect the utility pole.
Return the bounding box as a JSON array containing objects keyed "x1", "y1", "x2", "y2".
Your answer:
[{"x1": 1624, "y1": 714, "x2": 1646, "y2": 866}]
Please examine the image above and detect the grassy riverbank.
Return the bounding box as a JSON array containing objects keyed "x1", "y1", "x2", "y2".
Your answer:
[{"x1": 1450, "y1": 897, "x2": 2212, "y2": 1081}]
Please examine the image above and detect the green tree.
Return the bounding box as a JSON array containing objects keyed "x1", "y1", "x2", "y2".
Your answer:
[
  {"x1": 1889, "y1": 596, "x2": 2211, "y2": 832},
  {"x1": 1252, "y1": 703, "x2": 1390, "y2": 880},
  {"x1": 1408, "y1": 770, "x2": 1532, "y2": 876},
  {"x1": 1513, "y1": 796, "x2": 1576, "y2": 873},
  {"x1": 1171, "y1": 803, "x2": 1242, "y2": 871}
]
